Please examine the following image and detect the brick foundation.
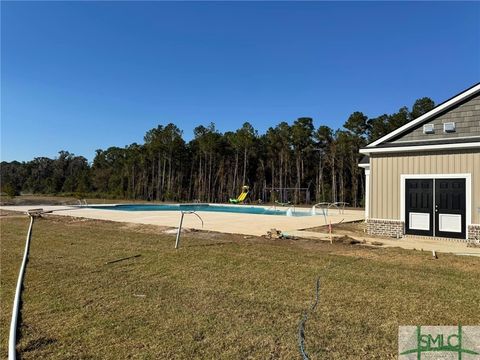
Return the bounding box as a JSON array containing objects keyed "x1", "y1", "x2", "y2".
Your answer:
[
  {"x1": 366, "y1": 219, "x2": 404, "y2": 238},
  {"x1": 468, "y1": 224, "x2": 480, "y2": 242},
  {"x1": 367, "y1": 221, "x2": 478, "y2": 242}
]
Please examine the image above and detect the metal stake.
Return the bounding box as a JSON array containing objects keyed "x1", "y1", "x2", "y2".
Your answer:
[
  {"x1": 174, "y1": 211, "x2": 204, "y2": 249},
  {"x1": 175, "y1": 212, "x2": 185, "y2": 249}
]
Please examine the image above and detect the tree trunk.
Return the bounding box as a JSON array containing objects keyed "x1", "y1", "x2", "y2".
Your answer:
[
  {"x1": 188, "y1": 159, "x2": 194, "y2": 200},
  {"x1": 151, "y1": 158, "x2": 155, "y2": 200},
  {"x1": 279, "y1": 153, "x2": 284, "y2": 203},
  {"x1": 295, "y1": 154, "x2": 301, "y2": 203},
  {"x1": 331, "y1": 156, "x2": 336, "y2": 203},
  {"x1": 198, "y1": 154, "x2": 202, "y2": 200},
  {"x1": 242, "y1": 147, "x2": 247, "y2": 186},
  {"x1": 271, "y1": 159, "x2": 275, "y2": 203},
  {"x1": 157, "y1": 155, "x2": 161, "y2": 201},
  {"x1": 208, "y1": 152, "x2": 213, "y2": 202},
  {"x1": 161, "y1": 156, "x2": 166, "y2": 199},
  {"x1": 350, "y1": 153, "x2": 359, "y2": 207},
  {"x1": 167, "y1": 152, "x2": 172, "y2": 194},
  {"x1": 233, "y1": 151, "x2": 239, "y2": 193}
]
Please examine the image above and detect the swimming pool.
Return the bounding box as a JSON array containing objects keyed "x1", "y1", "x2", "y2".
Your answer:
[{"x1": 88, "y1": 204, "x2": 314, "y2": 217}]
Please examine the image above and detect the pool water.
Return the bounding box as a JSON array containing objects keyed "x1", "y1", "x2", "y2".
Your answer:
[{"x1": 89, "y1": 204, "x2": 313, "y2": 217}]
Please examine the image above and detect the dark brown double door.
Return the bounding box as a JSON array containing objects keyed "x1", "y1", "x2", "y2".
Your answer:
[{"x1": 405, "y1": 178, "x2": 466, "y2": 239}]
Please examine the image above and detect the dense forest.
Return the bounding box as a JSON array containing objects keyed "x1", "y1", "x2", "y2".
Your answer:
[{"x1": 1, "y1": 97, "x2": 434, "y2": 206}]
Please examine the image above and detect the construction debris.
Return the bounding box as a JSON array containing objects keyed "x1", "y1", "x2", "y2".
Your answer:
[
  {"x1": 331, "y1": 235, "x2": 360, "y2": 245},
  {"x1": 163, "y1": 228, "x2": 192, "y2": 235},
  {"x1": 265, "y1": 228, "x2": 282, "y2": 239},
  {"x1": 264, "y1": 228, "x2": 297, "y2": 240}
]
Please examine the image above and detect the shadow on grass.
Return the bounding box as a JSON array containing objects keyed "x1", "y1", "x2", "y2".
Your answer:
[{"x1": 184, "y1": 241, "x2": 235, "y2": 248}]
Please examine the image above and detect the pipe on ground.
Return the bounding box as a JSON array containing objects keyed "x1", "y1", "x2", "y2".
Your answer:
[{"x1": 8, "y1": 214, "x2": 35, "y2": 360}]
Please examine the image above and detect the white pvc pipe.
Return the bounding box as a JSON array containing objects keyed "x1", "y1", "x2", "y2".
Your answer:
[{"x1": 8, "y1": 215, "x2": 34, "y2": 360}]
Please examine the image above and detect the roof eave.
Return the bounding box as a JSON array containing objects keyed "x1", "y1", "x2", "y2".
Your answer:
[{"x1": 360, "y1": 142, "x2": 480, "y2": 155}]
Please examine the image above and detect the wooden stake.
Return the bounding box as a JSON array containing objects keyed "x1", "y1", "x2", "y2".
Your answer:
[{"x1": 329, "y1": 220, "x2": 333, "y2": 244}]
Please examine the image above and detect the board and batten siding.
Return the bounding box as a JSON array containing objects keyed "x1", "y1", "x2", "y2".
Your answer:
[
  {"x1": 369, "y1": 149, "x2": 480, "y2": 224},
  {"x1": 389, "y1": 93, "x2": 480, "y2": 143}
]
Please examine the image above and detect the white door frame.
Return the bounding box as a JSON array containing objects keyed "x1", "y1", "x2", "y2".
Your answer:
[{"x1": 400, "y1": 173, "x2": 471, "y2": 239}]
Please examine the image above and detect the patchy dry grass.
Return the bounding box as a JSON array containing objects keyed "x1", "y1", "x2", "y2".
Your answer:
[{"x1": 1, "y1": 215, "x2": 479, "y2": 359}]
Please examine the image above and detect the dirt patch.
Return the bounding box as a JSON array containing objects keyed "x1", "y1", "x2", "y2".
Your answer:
[
  {"x1": 304, "y1": 220, "x2": 392, "y2": 241},
  {"x1": 333, "y1": 235, "x2": 363, "y2": 245},
  {"x1": 0, "y1": 209, "x2": 25, "y2": 218},
  {"x1": 305, "y1": 220, "x2": 366, "y2": 235},
  {"x1": 119, "y1": 222, "x2": 172, "y2": 234},
  {"x1": 42, "y1": 215, "x2": 108, "y2": 226}
]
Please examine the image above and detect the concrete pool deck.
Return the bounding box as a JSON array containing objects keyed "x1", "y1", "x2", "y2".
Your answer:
[
  {"x1": 3, "y1": 204, "x2": 479, "y2": 256},
  {"x1": 0, "y1": 204, "x2": 365, "y2": 236}
]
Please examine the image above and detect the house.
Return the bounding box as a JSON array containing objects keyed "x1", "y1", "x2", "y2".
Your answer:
[{"x1": 359, "y1": 83, "x2": 480, "y2": 241}]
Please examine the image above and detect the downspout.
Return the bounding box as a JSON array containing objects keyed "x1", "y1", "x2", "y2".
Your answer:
[{"x1": 365, "y1": 167, "x2": 370, "y2": 220}]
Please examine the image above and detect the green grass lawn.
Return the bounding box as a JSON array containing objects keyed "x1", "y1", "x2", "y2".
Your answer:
[{"x1": 1, "y1": 213, "x2": 479, "y2": 359}]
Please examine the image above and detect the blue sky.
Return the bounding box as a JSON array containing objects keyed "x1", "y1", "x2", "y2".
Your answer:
[{"x1": 2, "y1": 1, "x2": 479, "y2": 162}]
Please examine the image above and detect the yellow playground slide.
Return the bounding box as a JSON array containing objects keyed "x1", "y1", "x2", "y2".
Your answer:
[{"x1": 229, "y1": 186, "x2": 249, "y2": 204}]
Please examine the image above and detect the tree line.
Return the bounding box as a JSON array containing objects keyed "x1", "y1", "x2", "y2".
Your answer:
[{"x1": 1, "y1": 97, "x2": 434, "y2": 206}]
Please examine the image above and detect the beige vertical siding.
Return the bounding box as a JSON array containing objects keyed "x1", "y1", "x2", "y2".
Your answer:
[{"x1": 370, "y1": 149, "x2": 480, "y2": 224}]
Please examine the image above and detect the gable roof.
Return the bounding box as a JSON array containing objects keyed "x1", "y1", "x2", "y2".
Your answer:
[{"x1": 360, "y1": 82, "x2": 480, "y2": 154}]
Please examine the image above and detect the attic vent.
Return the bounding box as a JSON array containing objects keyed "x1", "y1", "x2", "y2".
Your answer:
[
  {"x1": 444, "y1": 122, "x2": 456, "y2": 133},
  {"x1": 423, "y1": 124, "x2": 435, "y2": 134}
]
